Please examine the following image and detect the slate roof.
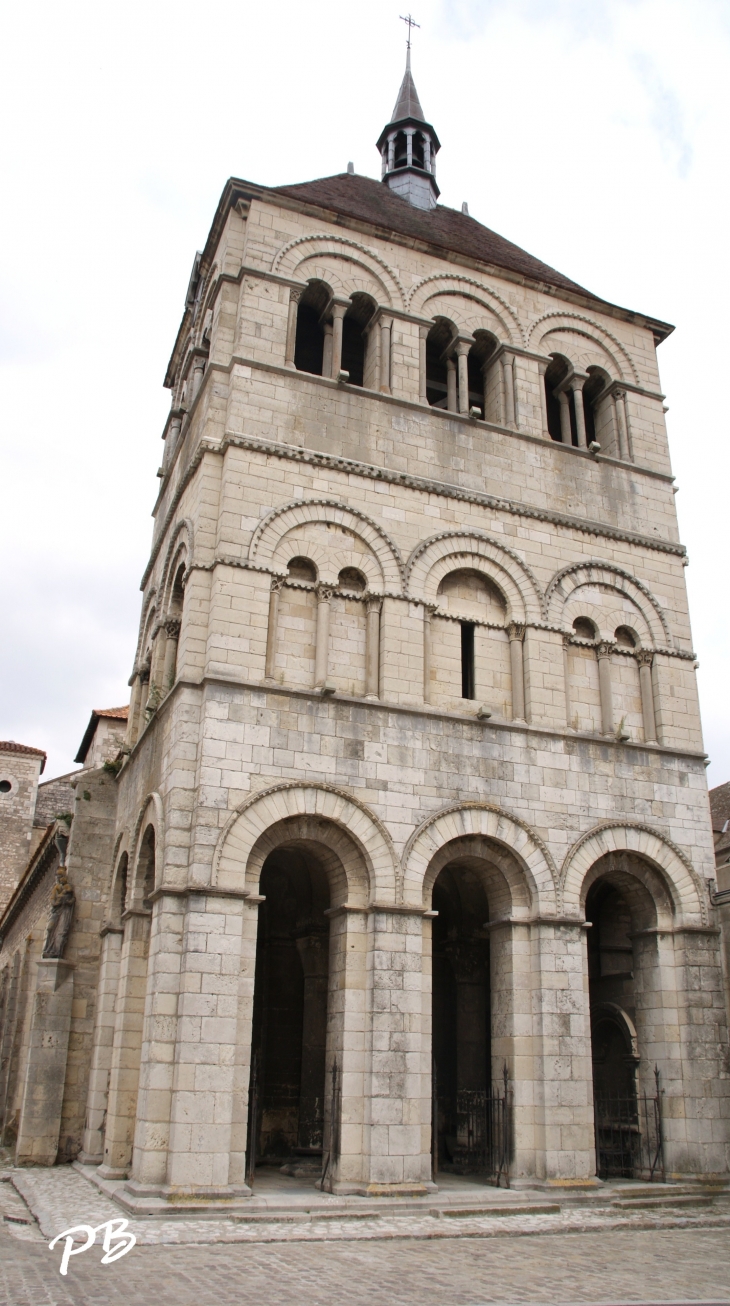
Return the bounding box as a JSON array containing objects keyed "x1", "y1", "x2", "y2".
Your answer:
[
  {"x1": 273, "y1": 173, "x2": 598, "y2": 302},
  {"x1": 390, "y1": 61, "x2": 425, "y2": 123}
]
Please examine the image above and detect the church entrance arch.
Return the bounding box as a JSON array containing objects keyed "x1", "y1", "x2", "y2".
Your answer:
[
  {"x1": 248, "y1": 840, "x2": 332, "y2": 1180},
  {"x1": 585, "y1": 856, "x2": 669, "y2": 1181},
  {"x1": 427, "y1": 836, "x2": 523, "y2": 1180}
]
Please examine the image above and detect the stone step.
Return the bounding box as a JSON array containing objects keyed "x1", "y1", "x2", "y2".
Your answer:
[
  {"x1": 439, "y1": 1203, "x2": 560, "y2": 1219},
  {"x1": 612, "y1": 1194, "x2": 715, "y2": 1210}
]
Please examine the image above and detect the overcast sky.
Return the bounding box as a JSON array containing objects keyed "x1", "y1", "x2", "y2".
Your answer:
[{"x1": 1, "y1": 0, "x2": 728, "y2": 786}]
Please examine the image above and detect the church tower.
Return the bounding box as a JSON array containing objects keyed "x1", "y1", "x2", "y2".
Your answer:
[{"x1": 80, "y1": 55, "x2": 729, "y2": 1206}]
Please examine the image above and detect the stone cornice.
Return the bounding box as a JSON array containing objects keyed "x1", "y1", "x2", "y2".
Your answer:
[
  {"x1": 125, "y1": 672, "x2": 708, "y2": 770},
  {"x1": 142, "y1": 417, "x2": 684, "y2": 592}
]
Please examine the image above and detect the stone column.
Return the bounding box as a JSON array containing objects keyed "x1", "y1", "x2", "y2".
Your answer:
[
  {"x1": 126, "y1": 676, "x2": 142, "y2": 748},
  {"x1": 558, "y1": 390, "x2": 572, "y2": 444},
  {"x1": 507, "y1": 622, "x2": 526, "y2": 721},
  {"x1": 446, "y1": 358, "x2": 457, "y2": 412},
  {"x1": 563, "y1": 635, "x2": 573, "y2": 728},
  {"x1": 264, "y1": 578, "x2": 283, "y2": 682},
  {"x1": 314, "y1": 587, "x2": 332, "y2": 689},
  {"x1": 79, "y1": 926, "x2": 123, "y2": 1164},
  {"x1": 379, "y1": 317, "x2": 392, "y2": 394},
  {"x1": 637, "y1": 649, "x2": 657, "y2": 743},
  {"x1": 161, "y1": 619, "x2": 181, "y2": 695},
  {"x1": 570, "y1": 376, "x2": 588, "y2": 449},
  {"x1": 284, "y1": 288, "x2": 301, "y2": 367},
  {"x1": 455, "y1": 340, "x2": 470, "y2": 415},
  {"x1": 405, "y1": 127, "x2": 414, "y2": 166},
  {"x1": 295, "y1": 931, "x2": 329, "y2": 1151},
  {"x1": 163, "y1": 413, "x2": 182, "y2": 471},
  {"x1": 597, "y1": 643, "x2": 614, "y2": 735},
  {"x1": 191, "y1": 354, "x2": 206, "y2": 401},
  {"x1": 418, "y1": 326, "x2": 428, "y2": 404},
  {"x1": 363, "y1": 907, "x2": 432, "y2": 1194},
  {"x1": 422, "y1": 605, "x2": 435, "y2": 704},
  {"x1": 128, "y1": 891, "x2": 186, "y2": 1188},
  {"x1": 614, "y1": 389, "x2": 631, "y2": 460},
  {"x1": 14, "y1": 958, "x2": 74, "y2": 1165},
  {"x1": 322, "y1": 322, "x2": 334, "y2": 379},
  {"x1": 531, "y1": 921, "x2": 596, "y2": 1184},
  {"x1": 365, "y1": 597, "x2": 382, "y2": 699},
  {"x1": 136, "y1": 667, "x2": 150, "y2": 734},
  {"x1": 489, "y1": 920, "x2": 535, "y2": 1182},
  {"x1": 160, "y1": 890, "x2": 251, "y2": 1196},
  {"x1": 537, "y1": 360, "x2": 550, "y2": 437},
  {"x1": 503, "y1": 354, "x2": 516, "y2": 427},
  {"x1": 98, "y1": 908, "x2": 152, "y2": 1178},
  {"x1": 331, "y1": 302, "x2": 347, "y2": 378}
]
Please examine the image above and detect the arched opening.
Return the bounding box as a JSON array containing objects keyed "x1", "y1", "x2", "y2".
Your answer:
[
  {"x1": 112, "y1": 852, "x2": 128, "y2": 927},
  {"x1": 393, "y1": 130, "x2": 408, "y2": 169},
  {"x1": 573, "y1": 617, "x2": 597, "y2": 640},
  {"x1": 582, "y1": 368, "x2": 609, "y2": 446},
  {"x1": 615, "y1": 625, "x2": 637, "y2": 649},
  {"x1": 337, "y1": 567, "x2": 367, "y2": 592},
  {"x1": 426, "y1": 317, "x2": 456, "y2": 409},
  {"x1": 412, "y1": 131, "x2": 426, "y2": 169},
  {"x1": 248, "y1": 843, "x2": 331, "y2": 1180},
  {"x1": 544, "y1": 354, "x2": 575, "y2": 444},
  {"x1": 287, "y1": 556, "x2": 317, "y2": 583},
  {"x1": 467, "y1": 331, "x2": 498, "y2": 420},
  {"x1": 585, "y1": 856, "x2": 668, "y2": 1180},
  {"x1": 294, "y1": 280, "x2": 330, "y2": 376},
  {"x1": 432, "y1": 861, "x2": 491, "y2": 1172},
  {"x1": 341, "y1": 293, "x2": 376, "y2": 388},
  {"x1": 431, "y1": 569, "x2": 510, "y2": 714}
]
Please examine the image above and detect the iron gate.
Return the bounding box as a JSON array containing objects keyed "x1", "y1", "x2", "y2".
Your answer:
[
  {"x1": 594, "y1": 1066, "x2": 664, "y2": 1181},
  {"x1": 434, "y1": 1064, "x2": 511, "y2": 1186}
]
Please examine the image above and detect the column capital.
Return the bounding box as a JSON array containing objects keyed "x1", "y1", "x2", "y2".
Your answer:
[
  {"x1": 506, "y1": 622, "x2": 525, "y2": 643},
  {"x1": 289, "y1": 286, "x2": 303, "y2": 304},
  {"x1": 330, "y1": 299, "x2": 349, "y2": 319},
  {"x1": 270, "y1": 575, "x2": 285, "y2": 593},
  {"x1": 317, "y1": 584, "x2": 334, "y2": 603},
  {"x1": 365, "y1": 594, "x2": 383, "y2": 614},
  {"x1": 596, "y1": 641, "x2": 615, "y2": 660},
  {"x1": 636, "y1": 648, "x2": 654, "y2": 668},
  {"x1": 164, "y1": 618, "x2": 181, "y2": 639},
  {"x1": 453, "y1": 336, "x2": 473, "y2": 358},
  {"x1": 568, "y1": 372, "x2": 589, "y2": 392}
]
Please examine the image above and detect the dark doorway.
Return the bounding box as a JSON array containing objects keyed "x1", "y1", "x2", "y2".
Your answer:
[
  {"x1": 431, "y1": 862, "x2": 491, "y2": 1172},
  {"x1": 248, "y1": 846, "x2": 330, "y2": 1180}
]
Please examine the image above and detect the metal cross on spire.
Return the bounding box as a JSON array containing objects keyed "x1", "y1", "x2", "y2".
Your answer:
[{"x1": 400, "y1": 13, "x2": 420, "y2": 50}]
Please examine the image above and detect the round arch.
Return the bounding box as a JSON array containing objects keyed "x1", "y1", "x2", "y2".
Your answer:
[
  {"x1": 129, "y1": 792, "x2": 165, "y2": 901},
  {"x1": 528, "y1": 313, "x2": 640, "y2": 385},
  {"x1": 158, "y1": 519, "x2": 194, "y2": 617},
  {"x1": 407, "y1": 531, "x2": 544, "y2": 623},
  {"x1": 250, "y1": 499, "x2": 404, "y2": 591},
  {"x1": 272, "y1": 234, "x2": 405, "y2": 309},
  {"x1": 560, "y1": 822, "x2": 707, "y2": 927},
  {"x1": 401, "y1": 802, "x2": 559, "y2": 913},
  {"x1": 212, "y1": 782, "x2": 400, "y2": 905},
  {"x1": 408, "y1": 275, "x2": 522, "y2": 345},
  {"x1": 545, "y1": 561, "x2": 671, "y2": 647}
]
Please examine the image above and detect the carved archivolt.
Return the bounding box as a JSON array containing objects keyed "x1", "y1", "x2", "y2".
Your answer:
[
  {"x1": 407, "y1": 274, "x2": 522, "y2": 344},
  {"x1": 401, "y1": 802, "x2": 559, "y2": 914},
  {"x1": 545, "y1": 561, "x2": 671, "y2": 647},
  {"x1": 406, "y1": 531, "x2": 544, "y2": 623},
  {"x1": 560, "y1": 821, "x2": 707, "y2": 927},
  {"x1": 212, "y1": 782, "x2": 400, "y2": 904},
  {"x1": 271, "y1": 234, "x2": 406, "y2": 309},
  {"x1": 158, "y1": 518, "x2": 194, "y2": 616},
  {"x1": 528, "y1": 312, "x2": 640, "y2": 384},
  {"x1": 250, "y1": 498, "x2": 405, "y2": 590}
]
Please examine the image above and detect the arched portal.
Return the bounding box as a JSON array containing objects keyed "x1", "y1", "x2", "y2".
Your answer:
[
  {"x1": 584, "y1": 853, "x2": 669, "y2": 1180},
  {"x1": 427, "y1": 834, "x2": 525, "y2": 1179},
  {"x1": 247, "y1": 836, "x2": 336, "y2": 1183}
]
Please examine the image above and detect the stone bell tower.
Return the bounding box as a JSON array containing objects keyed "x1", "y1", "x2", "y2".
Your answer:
[{"x1": 78, "y1": 50, "x2": 728, "y2": 1209}]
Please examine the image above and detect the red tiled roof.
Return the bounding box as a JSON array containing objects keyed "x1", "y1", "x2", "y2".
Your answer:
[
  {"x1": 93, "y1": 707, "x2": 129, "y2": 720},
  {"x1": 272, "y1": 173, "x2": 597, "y2": 302},
  {"x1": 0, "y1": 741, "x2": 46, "y2": 773},
  {"x1": 74, "y1": 707, "x2": 129, "y2": 765}
]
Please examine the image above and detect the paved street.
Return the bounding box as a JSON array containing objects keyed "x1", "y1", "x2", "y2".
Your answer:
[{"x1": 3, "y1": 1219, "x2": 730, "y2": 1306}]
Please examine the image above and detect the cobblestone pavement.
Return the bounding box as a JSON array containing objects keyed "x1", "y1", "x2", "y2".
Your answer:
[{"x1": 3, "y1": 1218, "x2": 730, "y2": 1306}]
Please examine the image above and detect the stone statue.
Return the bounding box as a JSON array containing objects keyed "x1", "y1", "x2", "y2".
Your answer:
[{"x1": 42, "y1": 829, "x2": 75, "y2": 959}]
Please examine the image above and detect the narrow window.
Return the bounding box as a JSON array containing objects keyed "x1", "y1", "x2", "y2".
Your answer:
[{"x1": 460, "y1": 622, "x2": 475, "y2": 699}]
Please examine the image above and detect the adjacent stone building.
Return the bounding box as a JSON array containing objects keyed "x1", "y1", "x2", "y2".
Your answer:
[{"x1": 2, "y1": 57, "x2": 729, "y2": 1195}]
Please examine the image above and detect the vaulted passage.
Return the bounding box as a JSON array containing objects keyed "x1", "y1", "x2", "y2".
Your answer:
[
  {"x1": 248, "y1": 845, "x2": 330, "y2": 1178},
  {"x1": 432, "y1": 862, "x2": 491, "y2": 1173}
]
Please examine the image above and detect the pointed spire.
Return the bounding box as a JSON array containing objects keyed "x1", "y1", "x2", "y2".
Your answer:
[
  {"x1": 390, "y1": 48, "x2": 426, "y2": 125},
  {"x1": 376, "y1": 47, "x2": 440, "y2": 211}
]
